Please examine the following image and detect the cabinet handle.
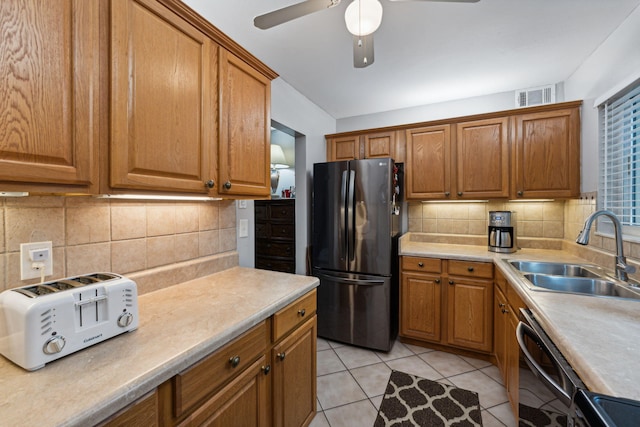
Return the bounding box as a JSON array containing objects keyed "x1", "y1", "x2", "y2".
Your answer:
[
  {"x1": 229, "y1": 356, "x2": 241, "y2": 368},
  {"x1": 457, "y1": 191, "x2": 463, "y2": 196},
  {"x1": 205, "y1": 179, "x2": 214, "y2": 189},
  {"x1": 498, "y1": 303, "x2": 505, "y2": 308},
  {"x1": 444, "y1": 192, "x2": 450, "y2": 197},
  {"x1": 224, "y1": 181, "x2": 232, "y2": 190},
  {"x1": 434, "y1": 279, "x2": 441, "y2": 284},
  {"x1": 277, "y1": 352, "x2": 286, "y2": 361},
  {"x1": 298, "y1": 308, "x2": 306, "y2": 317},
  {"x1": 517, "y1": 190, "x2": 523, "y2": 197},
  {"x1": 418, "y1": 262, "x2": 424, "y2": 268},
  {"x1": 501, "y1": 307, "x2": 509, "y2": 314},
  {"x1": 467, "y1": 267, "x2": 474, "y2": 272},
  {"x1": 448, "y1": 280, "x2": 454, "y2": 285},
  {"x1": 262, "y1": 365, "x2": 271, "y2": 375}
]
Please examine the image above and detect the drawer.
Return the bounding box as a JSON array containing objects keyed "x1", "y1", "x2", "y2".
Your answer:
[
  {"x1": 401, "y1": 256, "x2": 441, "y2": 273},
  {"x1": 272, "y1": 289, "x2": 317, "y2": 342},
  {"x1": 269, "y1": 203, "x2": 295, "y2": 220},
  {"x1": 507, "y1": 282, "x2": 527, "y2": 310},
  {"x1": 270, "y1": 223, "x2": 295, "y2": 239},
  {"x1": 448, "y1": 260, "x2": 493, "y2": 279},
  {"x1": 99, "y1": 390, "x2": 158, "y2": 427},
  {"x1": 255, "y1": 222, "x2": 268, "y2": 238},
  {"x1": 255, "y1": 205, "x2": 268, "y2": 220},
  {"x1": 173, "y1": 321, "x2": 267, "y2": 417},
  {"x1": 255, "y1": 257, "x2": 295, "y2": 273},
  {"x1": 257, "y1": 240, "x2": 295, "y2": 258}
]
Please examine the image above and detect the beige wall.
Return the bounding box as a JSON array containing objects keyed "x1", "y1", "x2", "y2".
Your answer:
[{"x1": 0, "y1": 197, "x2": 238, "y2": 295}]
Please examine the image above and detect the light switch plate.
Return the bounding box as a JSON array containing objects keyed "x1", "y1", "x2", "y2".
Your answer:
[
  {"x1": 238, "y1": 200, "x2": 247, "y2": 209},
  {"x1": 20, "y1": 241, "x2": 53, "y2": 280},
  {"x1": 239, "y1": 219, "x2": 249, "y2": 238}
]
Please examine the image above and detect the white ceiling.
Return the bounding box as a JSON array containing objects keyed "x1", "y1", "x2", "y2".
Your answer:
[{"x1": 184, "y1": 0, "x2": 640, "y2": 119}]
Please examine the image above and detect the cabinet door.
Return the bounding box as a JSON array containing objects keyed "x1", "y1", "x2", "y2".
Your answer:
[
  {"x1": 110, "y1": 0, "x2": 214, "y2": 193},
  {"x1": 512, "y1": 107, "x2": 580, "y2": 198},
  {"x1": 0, "y1": 0, "x2": 98, "y2": 190},
  {"x1": 99, "y1": 391, "x2": 158, "y2": 427},
  {"x1": 364, "y1": 131, "x2": 395, "y2": 159},
  {"x1": 456, "y1": 117, "x2": 509, "y2": 198},
  {"x1": 400, "y1": 272, "x2": 442, "y2": 342},
  {"x1": 493, "y1": 285, "x2": 508, "y2": 380},
  {"x1": 177, "y1": 356, "x2": 270, "y2": 427},
  {"x1": 446, "y1": 277, "x2": 493, "y2": 352},
  {"x1": 405, "y1": 125, "x2": 451, "y2": 199},
  {"x1": 219, "y1": 49, "x2": 271, "y2": 196},
  {"x1": 272, "y1": 316, "x2": 317, "y2": 427},
  {"x1": 327, "y1": 136, "x2": 361, "y2": 161}
]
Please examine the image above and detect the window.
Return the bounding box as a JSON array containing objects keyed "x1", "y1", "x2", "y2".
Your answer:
[{"x1": 599, "y1": 79, "x2": 640, "y2": 235}]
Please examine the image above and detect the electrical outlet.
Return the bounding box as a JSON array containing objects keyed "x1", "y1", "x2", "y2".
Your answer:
[{"x1": 20, "y1": 241, "x2": 53, "y2": 280}]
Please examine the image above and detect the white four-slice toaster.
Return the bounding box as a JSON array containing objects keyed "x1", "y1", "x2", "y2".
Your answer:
[{"x1": 0, "y1": 273, "x2": 138, "y2": 371}]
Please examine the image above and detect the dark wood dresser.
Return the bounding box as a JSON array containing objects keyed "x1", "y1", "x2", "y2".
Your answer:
[{"x1": 255, "y1": 199, "x2": 296, "y2": 273}]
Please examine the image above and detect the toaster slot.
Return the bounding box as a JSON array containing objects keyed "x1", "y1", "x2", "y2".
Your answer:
[
  {"x1": 13, "y1": 284, "x2": 58, "y2": 298},
  {"x1": 74, "y1": 287, "x2": 108, "y2": 329}
]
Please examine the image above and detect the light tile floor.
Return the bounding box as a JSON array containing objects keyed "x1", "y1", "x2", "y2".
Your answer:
[{"x1": 311, "y1": 337, "x2": 517, "y2": 427}]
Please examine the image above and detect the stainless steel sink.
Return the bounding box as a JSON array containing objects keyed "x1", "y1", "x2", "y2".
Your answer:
[
  {"x1": 506, "y1": 259, "x2": 640, "y2": 301},
  {"x1": 522, "y1": 273, "x2": 640, "y2": 300},
  {"x1": 509, "y1": 260, "x2": 601, "y2": 278}
]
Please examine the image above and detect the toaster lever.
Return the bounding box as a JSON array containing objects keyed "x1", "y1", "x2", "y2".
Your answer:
[{"x1": 74, "y1": 295, "x2": 108, "y2": 307}]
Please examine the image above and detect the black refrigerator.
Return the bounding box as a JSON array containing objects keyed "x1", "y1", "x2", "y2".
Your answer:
[{"x1": 311, "y1": 158, "x2": 401, "y2": 352}]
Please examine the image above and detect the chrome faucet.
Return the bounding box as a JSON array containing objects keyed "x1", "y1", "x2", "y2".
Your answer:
[{"x1": 576, "y1": 210, "x2": 636, "y2": 282}]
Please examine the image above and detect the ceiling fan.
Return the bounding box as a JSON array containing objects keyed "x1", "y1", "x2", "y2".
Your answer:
[{"x1": 254, "y1": 0, "x2": 480, "y2": 68}]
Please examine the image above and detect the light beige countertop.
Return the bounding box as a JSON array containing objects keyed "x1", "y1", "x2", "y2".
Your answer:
[
  {"x1": 0, "y1": 267, "x2": 319, "y2": 427},
  {"x1": 399, "y1": 233, "x2": 640, "y2": 401}
]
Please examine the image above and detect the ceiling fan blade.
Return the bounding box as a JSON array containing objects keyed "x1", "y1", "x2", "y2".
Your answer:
[
  {"x1": 388, "y1": 0, "x2": 479, "y2": 3},
  {"x1": 254, "y1": 0, "x2": 341, "y2": 30},
  {"x1": 353, "y1": 34, "x2": 374, "y2": 68}
]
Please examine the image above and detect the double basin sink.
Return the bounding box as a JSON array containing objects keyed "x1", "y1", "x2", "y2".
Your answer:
[{"x1": 507, "y1": 260, "x2": 640, "y2": 301}]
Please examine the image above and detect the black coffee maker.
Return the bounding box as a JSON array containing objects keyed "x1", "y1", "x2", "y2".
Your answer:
[{"x1": 488, "y1": 211, "x2": 517, "y2": 253}]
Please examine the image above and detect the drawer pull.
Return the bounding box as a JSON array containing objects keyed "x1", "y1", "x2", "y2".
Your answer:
[
  {"x1": 498, "y1": 303, "x2": 505, "y2": 308},
  {"x1": 298, "y1": 308, "x2": 306, "y2": 317},
  {"x1": 467, "y1": 267, "x2": 474, "y2": 272},
  {"x1": 448, "y1": 280, "x2": 454, "y2": 285},
  {"x1": 262, "y1": 365, "x2": 271, "y2": 375},
  {"x1": 434, "y1": 279, "x2": 440, "y2": 284},
  {"x1": 277, "y1": 352, "x2": 286, "y2": 361},
  {"x1": 229, "y1": 356, "x2": 241, "y2": 368},
  {"x1": 418, "y1": 262, "x2": 424, "y2": 268},
  {"x1": 501, "y1": 307, "x2": 509, "y2": 314}
]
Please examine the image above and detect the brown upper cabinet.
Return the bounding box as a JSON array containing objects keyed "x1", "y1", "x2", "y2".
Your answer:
[
  {"x1": 110, "y1": 0, "x2": 215, "y2": 194},
  {"x1": 512, "y1": 107, "x2": 580, "y2": 199},
  {"x1": 0, "y1": 0, "x2": 100, "y2": 193},
  {"x1": 405, "y1": 125, "x2": 451, "y2": 199},
  {"x1": 218, "y1": 49, "x2": 271, "y2": 197},
  {"x1": 326, "y1": 135, "x2": 362, "y2": 161},
  {"x1": 0, "y1": 0, "x2": 276, "y2": 198},
  {"x1": 455, "y1": 117, "x2": 510, "y2": 199},
  {"x1": 326, "y1": 130, "x2": 405, "y2": 162},
  {"x1": 328, "y1": 101, "x2": 582, "y2": 200}
]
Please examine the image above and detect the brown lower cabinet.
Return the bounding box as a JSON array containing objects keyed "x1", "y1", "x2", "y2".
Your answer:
[
  {"x1": 400, "y1": 257, "x2": 493, "y2": 354},
  {"x1": 99, "y1": 289, "x2": 317, "y2": 427},
  {"x1": 493, "y1": 268, "x2": 527, "y2": 419}
]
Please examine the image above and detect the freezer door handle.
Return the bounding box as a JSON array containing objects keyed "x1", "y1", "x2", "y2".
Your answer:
[
  {"x1": 340, "y1": 170, "x2": 348, "y2": 260},
  {"x1": 315, "y1": 272, "x2": 384, "y2": 286},
  {"x1": 347, "y1": 170, "x2": 356, "y2": 262}
]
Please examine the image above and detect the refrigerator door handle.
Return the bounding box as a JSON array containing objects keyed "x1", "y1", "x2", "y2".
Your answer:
[
  {"x1": 315, "y1": 272, "x2": 385, "y2": 286},
  {"x1": 340, "y1": 170, "x2": 349, "y2": 260},
  {"x1": 347, "y1": 170, "x2": 356, "y2": 262}
]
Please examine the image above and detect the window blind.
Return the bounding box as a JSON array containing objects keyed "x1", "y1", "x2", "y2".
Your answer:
[{"x1": 599, "y1": 80, "x2": 640, "y2": 227}]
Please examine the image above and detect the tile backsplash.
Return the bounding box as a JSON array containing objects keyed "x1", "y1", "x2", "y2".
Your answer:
[
  {"x1": 0, "y1": 196, "x2": 238, "y2": 294},
  {"x1": 408, "y1": 200, "x2": 565, "y2": 239}
]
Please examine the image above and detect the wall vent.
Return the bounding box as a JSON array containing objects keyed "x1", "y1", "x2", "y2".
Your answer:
[{"x1": 515, "y1": 84, "x2": 556, "y2": 108}]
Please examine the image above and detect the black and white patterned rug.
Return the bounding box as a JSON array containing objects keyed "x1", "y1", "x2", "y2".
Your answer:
[
  {"x1": 518, "y1": 404, "x2": 567, "y2": 427},
  {"x1": 374, "y1": 370, "x2": 483, "y2": 427}
]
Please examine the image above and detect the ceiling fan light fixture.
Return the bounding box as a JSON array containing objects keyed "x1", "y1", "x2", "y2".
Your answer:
[{"x1": 344, "y1": 0, "x2": 383, "y2": 36}]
